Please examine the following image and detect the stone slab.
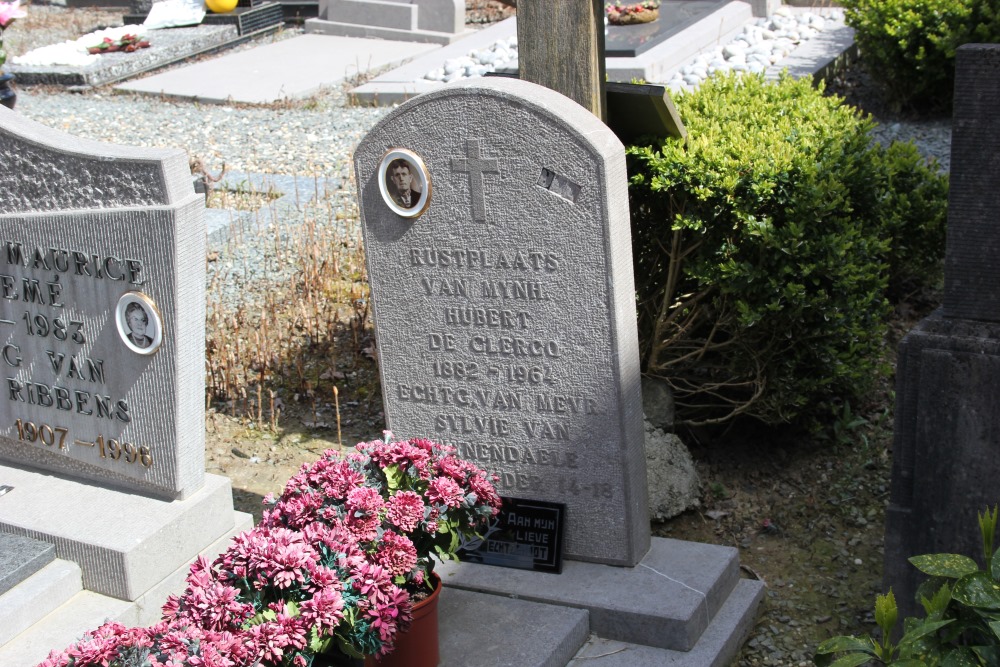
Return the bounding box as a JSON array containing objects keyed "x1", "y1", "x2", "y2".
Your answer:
[
  {"x1": 437, "y1": 537, "x2": 741, "y2": 651},
  {"x1": 0, "y1": 531, "x2": 55, "y2": 596},
  {"x1": 117, "y1": 510, "x2": 253, "y2": 627},
  {"x1": 0, "y1": 512, "x2": 250, "y2": 666},
  {"x1": 355, "y1": 76, "x2": 649, "y2": 565},
  {"x1": 0, "y1": 465, "x2": 238, "y2": 601},
  {"x1": 439, "y1": 588, "x2": 590, "y2": 667},
  {"x1": 115, "y1": 34, "x2": 440, "y2": 104},
  {"x1": 8, "y1": 25, "x2": 239, "y2": 88},
  {"x1": 0, "y1": 590, "x2": 132, "y2": 667},
  {"x1": 348, "y1": 16, "x2": 515, "y2": 105},
  {"x1": 567, "y1": 579, "x2": 765, "y2": 666},
  {"x1": 0, "y1": 559, "x2": 81, "y2": 646},
  {"x1": 605, "y1": 0, "x2": 730, "y2": 58},
  {"x1": 765, "y1": 16, "x2": 854, "y2": 83}
]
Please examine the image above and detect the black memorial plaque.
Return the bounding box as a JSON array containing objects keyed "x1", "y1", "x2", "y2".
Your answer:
[
  {"x1": 605, "y1": 0, "x2": 729, "y2": 58},
  {"x1": 459, "y1": 497, "x2": 566, "y2": 573}
]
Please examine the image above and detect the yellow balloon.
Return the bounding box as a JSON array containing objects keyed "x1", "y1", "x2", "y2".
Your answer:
[{"x1": 205, "y1": 0, "x2": 238, "y2": 13}]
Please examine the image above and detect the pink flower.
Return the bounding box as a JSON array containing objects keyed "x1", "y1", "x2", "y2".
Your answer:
[
  {"x1": 468, "y1": 473, "x2": 502, "y2": 515},
  {"x1": 386, "y1": 490, "x2": 424, "y2": 532},
  {"x1": 426, "y1": 476, "x2": 465, "y2": 508},
  {"x1": 0, "y1": 1, "x2": 26, "y2": 28},
  {"x1": 298, "y1": 586, "x2": 345, "y2": 633},
  {"x1": 374, "y1": 531, "x2": 418, "y2": 577},
  {"x1": 345, "y1": 486, "x2": 385, "y2": 540}
]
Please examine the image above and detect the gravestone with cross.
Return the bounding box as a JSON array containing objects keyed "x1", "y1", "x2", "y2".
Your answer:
[
  {"x1": 356, "y1": 76, "x2": 648, "y2": 566},
  {"x1": 354, "y1": 77, "x2": 764, "y2": 662},
  {"x1": 884, "y1": 44, "x2": 1000, "y2": 620}
]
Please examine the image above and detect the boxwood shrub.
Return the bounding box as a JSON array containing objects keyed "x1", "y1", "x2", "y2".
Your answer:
[
  {"x1": 626, "y1": 73, "x2": 948, "y2": 426},
  {"x1": 841, "y1": 0, "x2": 1000, "y2": 113}
]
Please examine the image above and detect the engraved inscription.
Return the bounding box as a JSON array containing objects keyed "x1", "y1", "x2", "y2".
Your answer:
[
  {"x1": 1, "y1": 235, "x2": 154, "y2": 467},
  {"x1": 393, "y1": 234, "x2": 610, "y2": 500},
  {"x1": 409, "y1": 248, "x2": 559, "y2": 272}
]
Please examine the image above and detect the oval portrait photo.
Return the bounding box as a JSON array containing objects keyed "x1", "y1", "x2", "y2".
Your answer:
[
  {"x1": 378, "y1": 148, "x2": 431, "y2": 218},
  {"x1": 115, "y1": 292, "x2": 163, "y2": 355}
]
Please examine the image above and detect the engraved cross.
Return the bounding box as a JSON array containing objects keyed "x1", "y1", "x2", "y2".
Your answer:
[{"x1": 451, "y1": 139, "x2": 500, "y2": 223}]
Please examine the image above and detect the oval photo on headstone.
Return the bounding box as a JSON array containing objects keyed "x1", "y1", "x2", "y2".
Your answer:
[
  {"x1": 378, "y1": 148, "x2": 431, "y2": 218},
  {"x1": 116, "y1": 291, "x2": 163, "y2": 355}
]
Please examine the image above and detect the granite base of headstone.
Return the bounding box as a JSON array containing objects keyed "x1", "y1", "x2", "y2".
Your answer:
[
  {"x1": 305, "y1": 0, "x2": 472, "y2": 44},
  {"x1": 353, "y1": 76, "x2": 763, "y2": 666},
  {"x1": 0, "y1": 107, "x2": 250, "y2": 667},
  {"x1": 884, "y1": 44, "x2": 1000, "y2": 620}
]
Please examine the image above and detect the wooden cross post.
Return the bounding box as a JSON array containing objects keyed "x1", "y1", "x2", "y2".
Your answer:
[{"x1": 516, "y1": 0, "x2": 607, "y2": 122}]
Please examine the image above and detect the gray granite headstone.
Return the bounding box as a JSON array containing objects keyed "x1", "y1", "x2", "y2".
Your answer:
[
  {"x1": 885, "y1": 44, "x2": 1000, "y2": 618},
  {"x1": 0, "y1": 106, "x2": 205, "y2": 500},
  {"x1": 355, "y1": 77, "x2": 650, "y2": 566}
]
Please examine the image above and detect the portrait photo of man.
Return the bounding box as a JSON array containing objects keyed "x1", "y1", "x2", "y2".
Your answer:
[
  {"x1": 378, "y1": 148, "x2": 431, "y2": 218},
  {"x1": 387, "y1": 158, "x2": 421, "y2": 209}
]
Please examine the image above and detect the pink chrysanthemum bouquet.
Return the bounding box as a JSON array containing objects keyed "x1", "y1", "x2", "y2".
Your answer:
[{"x1": 263, "y1": 433, "x2": 502, "y2": 597}]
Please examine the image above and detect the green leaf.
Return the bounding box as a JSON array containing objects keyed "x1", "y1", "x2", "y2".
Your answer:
[
  {"x1": 921, "y1": 582, "x2": 953, "y2": 618},
  {"x1": 990, "y1": 620, "x2": 1000, "y2": 642},
  {"x1": 898, "y1": 619, "x2": 955, "y2": 648},
  {"x1": 384, "y1": 464, "x2": 404, "y2": 491},
  {"x1": 876, "y1": 590, "x2": 899, "y2": 639},
  {"x1": 309, "y1": 627, "x2": 332, "y2": 653},
  {"x1": 992, "y1": 547, "x2": 1000, "y2": 582},
  {"x1": 941, "y1": 647, "x2": 979, "y2": 667},
  {"x1": 909, "y1": 554, "x2": 979, "y2": 579},
  {"x1": 979, "y1": 507, "x2": 998, "y2": 566},
  {"x1": 953, "y1": 572, "x2": 1000, "y2": 610},
  {"x1": 816, "y1": 636, "x2": 878, "y2": 656},
  {"x1": 827, "y1": 654, "x2": 875, "y2": 667},
  {"x1": 336, "y1": 635, "x2": 364, "y2": 659}
]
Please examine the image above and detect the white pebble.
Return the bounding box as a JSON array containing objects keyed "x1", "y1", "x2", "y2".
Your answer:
[
  {"x1": 683, "y1": 74, "x2": 702, "y2": 86},
  {"x1": 854, "y1": 558, "x2": 863, "y2": 565},
  {"x1": 723, "y1": 43, "x2": 746, "y2": 59}
]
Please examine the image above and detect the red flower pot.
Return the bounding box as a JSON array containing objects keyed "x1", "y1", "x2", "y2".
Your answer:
[{"x1": 366, "y1": 575, "x2": 442, "y2": 667}]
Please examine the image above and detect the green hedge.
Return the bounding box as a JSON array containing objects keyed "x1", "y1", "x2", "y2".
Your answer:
[
  {"x1": 842, "y1": 0, "x2": 1000, "y2": 113},
  {"x1": 627, "y1": 73, "x2": 948, "y2": 426}
]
